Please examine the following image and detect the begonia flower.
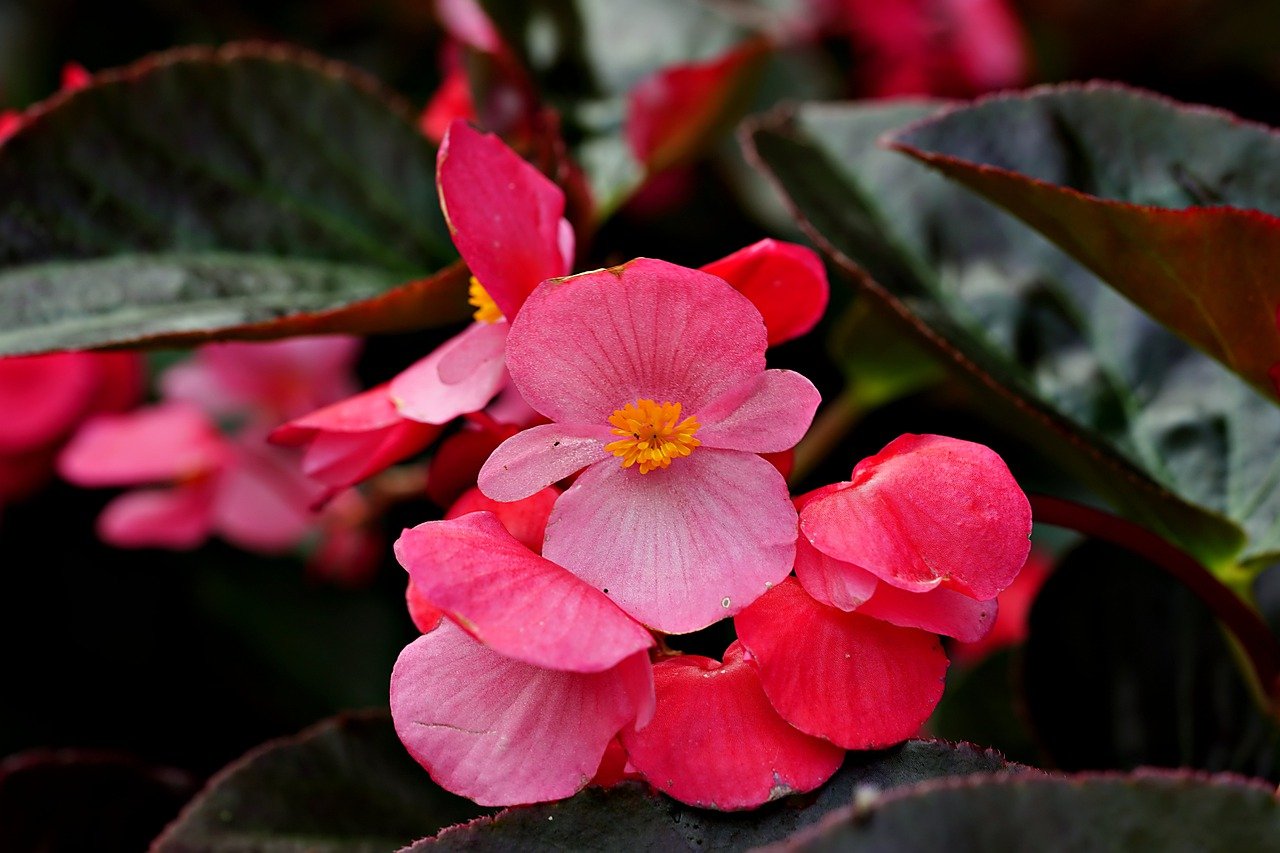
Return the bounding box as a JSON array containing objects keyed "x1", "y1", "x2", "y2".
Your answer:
[
  {"x1": 391, "y1": 512, "x2": 654, "y2": 805},
  {"x1": 479, "y1": 258, "x2": 821, "y2": 633}
]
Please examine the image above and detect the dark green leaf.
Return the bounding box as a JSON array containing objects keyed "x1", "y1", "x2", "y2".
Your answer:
[
  {"x1": 410, "y1": 740, "x2": 1020, "y2": 852},
  {"x1": 0, "y1": 43, "x2": 467, "y2": 355},
  {"x1": 152, "y1": 711, "x2": 486, "y2": 853}
]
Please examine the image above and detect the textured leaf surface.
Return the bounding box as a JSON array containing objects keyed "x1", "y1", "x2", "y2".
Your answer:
[
  {"x1": 888, "y1": 84, "x2": 1280, "y2": 399},
  {"x1": 153, "y1": 711, "x2": 485, "y2": 852},
  {"x1": 410, "y1": 740, "x2": 1017, "y2": 851},
  {"x1": 745, "y1": 101, "x2": 1280, "y2": 571},
  {"x1": 0, "y1": 44, "x2": 467, "y2": 355}
]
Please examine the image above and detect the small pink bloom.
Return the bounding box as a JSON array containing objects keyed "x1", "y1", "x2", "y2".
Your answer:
[
  {"x1": 620, "y1": 641, "x2": 844, "y2": 809},
  {"x1": 391, "y1": 512, "x2": 654, "y2": 805},
  {"x1": 480, "y1": 259, "x2": 820, "y2": 633},
  {"x1": 699, "y1": 239, "x2": 829, "y2": 346}
]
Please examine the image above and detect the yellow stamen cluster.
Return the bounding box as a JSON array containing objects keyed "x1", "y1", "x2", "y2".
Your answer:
[
  {"x1": 605, "y1": 399, "x2": 701, "y2": 474},
  {"x1": 468, "y1": 276, "x2": 504, "y2": 324}
]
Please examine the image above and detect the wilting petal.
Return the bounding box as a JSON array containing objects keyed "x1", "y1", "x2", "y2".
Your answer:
[
  {"x1": 211, "y1": 445, "x2": 319, "y2": 553},
  {"x1": 801, "y1": 434, "x2": 1031, "y2": 600},
  {"x1": 59, "y1": 404, "x2": 226, "y2": 486},
  {"x1": 97, "y1": 482, "x2": 217, "y2": 549},
  {"x1": 542, "y1": 449, "x2": 796, "y2": 634},
  {"x1": 695, "y1": 370, "x2": 820, "y2": 453},
  {"x1": 621, "y1": 641, "x2": 843, "y2": 810},
  {"x1": 390, "y1": 323, "x2": 509, "y2": 424},
  {"x1": 736, "y1": 579, "x2": 948, "y2": 749},
  {"x1": 391, "y1": 623, "x2": 653, "y2": 805},
  {"x1": 445, "y1": 486, "x2": 559, "y2": 553},
  {"x1": 438, "y1": 121, "x2": 571, "y2": 318},
  {"x1": 395, "y1": 513, "x2": 652, "y2": 672},
  {"x1": 857, "y1": 583, "x2": 996, "y2": 643},
  {"x1": 478, "y1": 423, "x2": 612, "y2": 502},
  {"x1": 506, "y1": 260, "x2": 768, "y2": 425},
  {"x1": 0, "y1": 353, "x2": 100, "y2": 453},
  {"x1": 700, "y1": 239, "x2": 829, "y2": 346}
]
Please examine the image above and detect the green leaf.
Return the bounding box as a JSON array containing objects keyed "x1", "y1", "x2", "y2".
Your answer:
[
  {"x1": 410, "y1": 741, "x2": 1019, "y2": 851},
  {"x1": 887, "y1": 84, "x2": 1280, "y2": 400},
  {"x1": 778, "y1": 771, "x2": 1280, "y2": 851},
  {"x1": 744, "y1": 102, "x2": 1280, "y2": 574},
  {"x1": 0, "y1": 43, "x2": 468, "y2": 355},
  {"x1": 152, "y1": 711, "x2": 486, "y2": 853}
]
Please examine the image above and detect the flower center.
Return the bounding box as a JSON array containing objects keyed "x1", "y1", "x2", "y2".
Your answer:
[
  {"x1": 605, "y1": 399, "x2": 701, "y2": 474},
  {"x1": 468, "y1": 277, "x2": 504, "y2": 324}
]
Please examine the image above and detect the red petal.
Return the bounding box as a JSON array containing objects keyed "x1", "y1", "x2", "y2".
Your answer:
[
  {"x1": 445, "y1": 485, "x2": 559, "y2": 554},
  {"x1": 700, "y1": 239, "x2": 829, "y2": 346},
  {"x1": 735, "y1": 579, "x2": 948, "y2": 749},
  {"x1": 405, "y1": 579, "x2": 445, "y2": 633},
  {"x1": 426, "y1": 418, "x2": 520, "y2": 507},
  {"x1": 420, "y1": 68, "x2": 475, "y2": 144}
]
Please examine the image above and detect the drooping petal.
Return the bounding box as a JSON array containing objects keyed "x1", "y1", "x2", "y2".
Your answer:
[
  {"x1": 391, "y1": 623, "x2": 653, "y2": 806},
  {"x1": 735, "y1": 579, "x2": 948, "y2": 750},
  {"x1": 395, "y1": 512, "x2": 652, "y2": 672},
  {"x1": 477, "y1": 423, "x2": 612, "y2": 502},
  {"x1": 695, "y1": 370, "x2": 820, "y2": 453},
  {"x1": 856, "y1": 583, "x2": 996, "y2": 643},
  {"x1": 542, "y1": 449, "x2": 796, "y2": 634},
  {"x1": 211, "y1": 445, "x2": 319, "y2": 553},
  {"x1": 437, "y1": 121, "x2": 571, "y2": 318},
  {"x1": 801, "y1": 434, "x2": 1032, "y2": 600},
  {"x1": 505, "y1": 259, "x2": 768, "y2": 425},
  {"x1": 97, "y1": 482, "x2": 217, "y2": 549},
  {"x1": 445, "y1": 485, "x2": 559, "y2": 553},
  {"x1": 700, "y1": 239, "x2": 829, "y2": 346},
  {"x1": 390, "y1": 323, "x2": 510, "y2": 424},
  {"x1": 620, "y1": 641, "x2": 843, "y2": 810},
  {"x1": 58, "y1": 404, "x2": 226, "y2": 486},
  {"x1": 0, "y1": 353, "x2": 100, "y2": 453}
]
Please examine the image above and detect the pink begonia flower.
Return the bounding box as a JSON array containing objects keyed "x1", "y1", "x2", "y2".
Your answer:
[
  {"x1": 391, "y1": 512, "x2": 654, "y2": 805},
  {"x1": 620, "y1": 641, "x2": 844, "y2": 809},
  {"x1": 478, "y1": 258, "x2": 821, "y2": 634}
]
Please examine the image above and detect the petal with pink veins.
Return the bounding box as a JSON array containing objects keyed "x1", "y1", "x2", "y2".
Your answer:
[
  {"x1": 506, "y1": 259, "x2": 768, "y2": 425},
  {"x1": 97, "y1": 482, "x2": 217, "y2": 549},
  {"x1": 542, "y1": 449, "x2": 796, "y2": 634},
  {"x1": 395, "y1": 512, "x2": 652, "y2": 672},
  {"x1": 478, "y1": 423, "x2": 612, "y2": 502},
  {"x1": 700, "y1": 239, "x2": 829, "y2": 346},
  {"x1": 390, "y1": 323, "x2": 510, "y2": 424},
  {"x1": 735, "y1": 579, "x2": 948, "y2": 750},
  {"x1": 695, "y1": 370, "x2": 820, "y2": 453},
  {"x1": 391, "y1": 622, "x2": 653, "y2": 806},
  {"x1": 621, "y1": 641, "x2": 843, "y2": 810},
  {"x1": 58, "y1": 404, "x2": 226, "y2": 486},
  {"x1": 801, "y1": 434, "x2": 1032, "y2": 600}
]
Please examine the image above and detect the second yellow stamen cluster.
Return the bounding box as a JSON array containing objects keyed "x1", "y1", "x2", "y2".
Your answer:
[
  {"x1": 468, "y1": 276, "x2": 504, "y2": 324},
  {"x1": 605, "y1": 399, "x2": 701, "y2": 474}
]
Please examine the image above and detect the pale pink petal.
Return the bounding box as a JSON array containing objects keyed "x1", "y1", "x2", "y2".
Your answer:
[
  {"x1": 695, "y1": 370, "x2": 820, "y2": 453},
  {"x1": 438, "y1": 121, "x2": 570, "y2": 318},
  {"x1": 700, "y1": 239, "x2": 829, "y2": 346},
  {"x1": 391, "y1": 623, "x2": 653, "y2": 805},
  {"x1": 97, "y1": 483, "x2": 217, "y2": 549},
  {"x1": 436, "y1": 0, "x2": 502, "y2": 52},
  {"x1": 542, "y1": 449, "x2": 796, "y2": 634},
  {"x1": 390, "y1": 323, "x2": 509, "y2": 424},
  {"x1": 478, "y1": 423, "x2": 612, "y2": 502},
  {"x1": 211, "y1": 445, "x2": 320, "y2": 553},
  {"x1": 58, "y1": 404, "x2": 226, "y2": 486},
  {"x1": 395, "y1": 512, "x2": 652, "y2": 672},
  {"x1": 437, "y1": 319, "x2": 508, "y2": 385},
  {"x1": 484, "y1": 381, "x2": 540, "y2": 426},
  {"x1": 505, "y1": 259, "x2": 768, "y2": 425},
  {"x1": 0, "y1": 353, "x2": 99, "y2": 453},
  {"x1": 857, "y1": 584, "x2": 997, "y2": 643},
  {"x1": 801, "y1": 434, "x2": 1032, "y2": 600}
]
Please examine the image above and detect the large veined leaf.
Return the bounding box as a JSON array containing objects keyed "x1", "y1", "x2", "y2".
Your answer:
[
  {"x1": 409, "y1": 740, "x2": 1018, "y2": 851},
  {"x1": 745, "y1": 101, "x2": 1280, "y2": 577},
  {"x1": 0, "y1": 43, "x2": 469, "y2": 355},
  {"x1": 886, "y1": 84, "x2": 1280, "y2": 400},
  {"x1": 777, "y1": 771, "x2": 1280, "y2": 851}
]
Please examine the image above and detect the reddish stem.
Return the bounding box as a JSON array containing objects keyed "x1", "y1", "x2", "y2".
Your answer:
[{"x1": 1030, "y1": 494, "x2": 1280, "y2": 710}]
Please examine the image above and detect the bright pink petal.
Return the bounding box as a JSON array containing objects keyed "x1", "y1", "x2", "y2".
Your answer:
[
  {"x1": 211, "y1": 445, "x2": 320, "y2": 553},
  {"x1": 695, "y1": 370, "x2": 819, "y2": 453},
  {"x1": 542, "y1": 449, "x2": 796, "y2": 634},
  {"x1": 271, "y1": 384, "x2": 405, "y2": 437},
  {"x1": 58, "y1": 404, "x2": 226, "y2": 486},
  {"x1": 445, "y1": 485, "x2": 559, "y2": 553},
  {"x1": 97, "y1": 483, "x2": 217, "y2": 549},
  {"x1": 391, "y1": 623, "x2": 653, "y2": 805},
  {"x1": 802, "y1": 434, "x2": 1032, "y2": 600},
  {"x1": 505, "y1": 259, "x2": 768, "y2": 425},
  {"x1": 395, "y1": 512, "x2": 652, "y2": 672},
  {"x1": 700, "y1": 239, "x2": 829, "y2": 346},
  {"x1": 621, "y1": 641, "x2": 843, "y2": 810},
  {"x1": 389, "y1": 323, "x2": 510, "y2": 424},
  {"x1": 792, "y1": 484, "x2": 880, "y2": 611},
  {"x1": 735, "y1": 579, "x2": 948, "y2": 749},
  {"x1": 438, "y1": 121, "x2": 571, "y2": 318},
  {"x1": 0, "y1": 353, "x2": 99, "y2": 453},
  {"x1": 856, "y1": 583, "x2": 996, "y2": 643},
  {"x1": 420, "y1": 67, "x2": 475, "y2": 144},
  {"x1": 477, "y1": 423, "x2": 612, "y2": 502}
]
